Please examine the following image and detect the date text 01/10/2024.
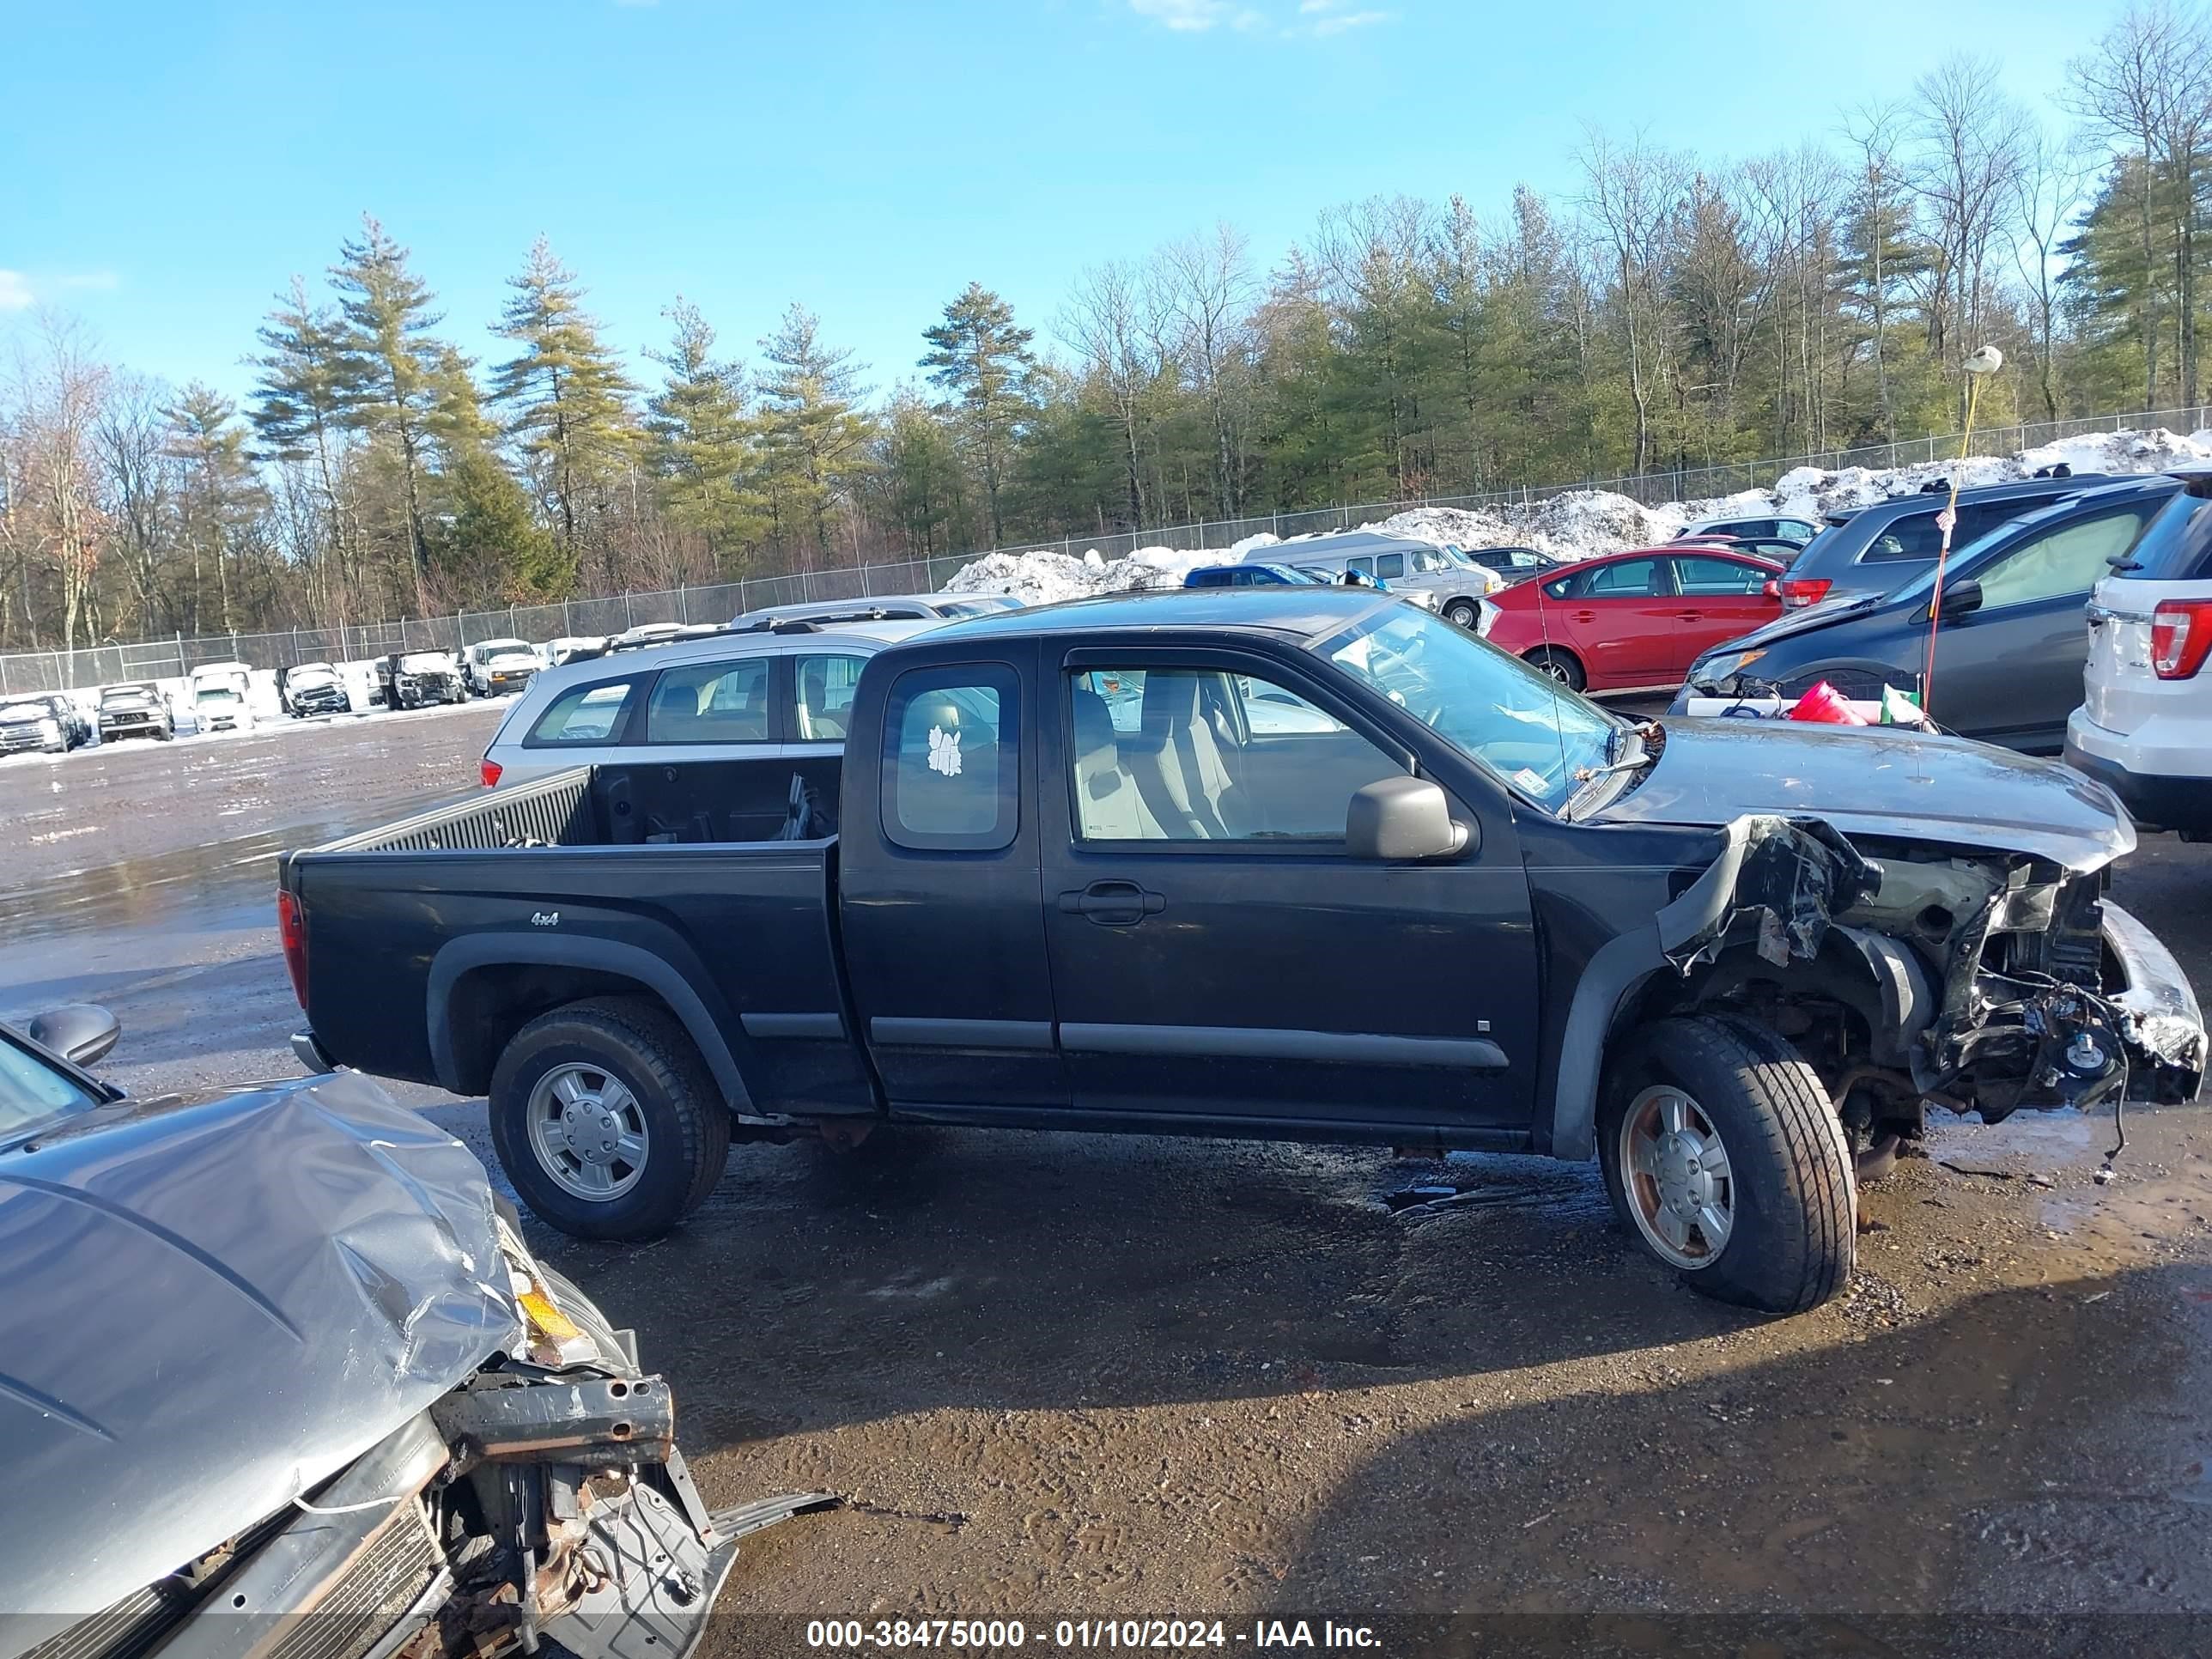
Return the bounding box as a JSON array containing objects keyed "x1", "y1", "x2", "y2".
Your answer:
[{"x1": 802, "y1": 1619, "x2": 1382, "y2": 1649}]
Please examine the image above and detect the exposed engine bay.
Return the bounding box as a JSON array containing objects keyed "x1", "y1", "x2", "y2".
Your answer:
[{"x1": 1650, "y1": 813, "x2": 2207, "y2": 1146}]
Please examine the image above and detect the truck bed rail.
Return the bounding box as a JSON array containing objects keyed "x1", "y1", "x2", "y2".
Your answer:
[{"x1": 315, "y1": 769, "x2": 596, "y2": 854}]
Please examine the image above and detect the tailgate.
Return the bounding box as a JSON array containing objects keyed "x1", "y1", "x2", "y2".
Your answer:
[{"x1": 2085, "y1": 574, "x2": 2212, "y2": 736}]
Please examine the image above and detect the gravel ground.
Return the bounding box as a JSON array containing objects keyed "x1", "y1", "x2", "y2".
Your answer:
[{"x1": 4, "y1": 708, "x2": 2212, "y2": 1653}]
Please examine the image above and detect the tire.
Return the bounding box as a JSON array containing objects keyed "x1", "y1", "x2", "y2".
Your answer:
[
  {"x1": 1597, "y1": 1014, "x2": 1854, "y2": 1314},
  {"x1": 1443, "y1": 599, "x2": 1480, "y2": 629},
  {"x1": 1525, "y1": 647, "x2": 1586, "y2": 691},
  {"x1": 489, "y1": 996, "x2": 732, "y2": 1242}
]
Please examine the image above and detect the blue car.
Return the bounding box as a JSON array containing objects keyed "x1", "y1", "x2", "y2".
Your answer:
[{"x1": 1185, "y1": 562, "x2": 1386, "y2": 589}]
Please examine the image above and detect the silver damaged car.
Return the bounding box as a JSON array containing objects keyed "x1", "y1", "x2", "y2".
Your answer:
[{"x1": 0, "y1": 1005, "x2": 828, "y2": 1659}]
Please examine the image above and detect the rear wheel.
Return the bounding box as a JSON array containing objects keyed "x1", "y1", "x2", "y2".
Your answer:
[
  {"x1": 1443, "y1": 598, "x2": 1480, "y2": 628},
  {"x1": 1525, "y1": 647, "x2": 1585, "y2": 690},
  {"x1": 1598, "y1": 1015, "x2": 1854, "y2": 1313},
  {"x1": 489, "y1": 997, "x2": 731, "y2": 1241}
]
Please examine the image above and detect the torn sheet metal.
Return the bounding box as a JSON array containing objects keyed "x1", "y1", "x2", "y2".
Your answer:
[
  {"x1": 2103, "y1": 899, "x2": 2209, "y2": 1101},
  {"x1": 0, "y1": 1070, "x2": 519, "y2": 1623},
  {"x1": 1657, "y1": 814, "x2": 1882, "y2": 975}
]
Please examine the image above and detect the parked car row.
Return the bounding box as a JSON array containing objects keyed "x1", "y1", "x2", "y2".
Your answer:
[{"x1": 0, "y1": 694, "x2": 94, "y2": 755}]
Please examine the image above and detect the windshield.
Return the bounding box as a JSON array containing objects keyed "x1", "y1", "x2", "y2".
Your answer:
[
  {"x1": 0, "y1": 1031, "x2": 100, "y2": 1138},
  {"x1": 290, "y1": 665, "x2": 337, "y2": 684},
  {"x1": 401, "y1": 653, "x2": 453, "y2": 673},
  {"x1": 196, "y1": 687, "x2": 240, "y2": 706},
  {"x1": 1315, "y1": 603, "x2": 1621, "y2": 811},
  {"x1": 103, "y1": 686, "x2": 154, "y2": 703},
  {"x1": 0, "y1": 701, "x2": 49, "y2": 720}
]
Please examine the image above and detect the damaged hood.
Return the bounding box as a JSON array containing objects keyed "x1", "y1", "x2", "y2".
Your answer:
[
  {"x1": 0, "y1": 1070, "x2": 520, "y2": 1618},
  {"x1": 1595, "y1": 718, "x2": 2136, "y2": 870}
]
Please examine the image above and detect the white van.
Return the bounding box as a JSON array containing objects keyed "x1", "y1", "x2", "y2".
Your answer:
[{"x1": 1265, "y1": 532, "x2": 1502, "y2": 625}]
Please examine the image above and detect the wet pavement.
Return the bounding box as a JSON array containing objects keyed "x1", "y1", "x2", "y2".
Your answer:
[{"x1": 5, "y1": 709, "x2": 2212, "y2": 1651}]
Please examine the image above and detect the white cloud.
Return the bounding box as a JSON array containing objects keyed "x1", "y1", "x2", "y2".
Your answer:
[
  {"x1": 1308, "y1": 7, "x2": 1391, "y2": 33},
  {"x1": 1130, "y1": 0, "x2": 1393, "y2": 37},
  {"x1": 1128, "y1": 0, "x2": 1236, "y2": 28},
  {"x1": 0, "y1": 270, "x2": 119, "y2": 311}
]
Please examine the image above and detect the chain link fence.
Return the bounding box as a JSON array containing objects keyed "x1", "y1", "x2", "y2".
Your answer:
[{"x1": 5, "y1": 403, "x2": 2206, "y2": 698}]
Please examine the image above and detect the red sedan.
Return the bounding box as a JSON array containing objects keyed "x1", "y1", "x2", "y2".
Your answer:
[{"x1": 1479, "y1": 545, "x2": 1784, "y2": 692}]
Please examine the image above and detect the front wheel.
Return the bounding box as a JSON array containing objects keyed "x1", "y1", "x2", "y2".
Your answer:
[
  {"x1": 1524, "y1": 647, "x2": 1585, "y2": 691},
  {"x1": 489, "y1": 997, "x2": 732, "y2": 1241},
  {"x1": 1443, "y1": 599, "x2": 1480, "y2": 629},
  {"x1": 1597, "y1": 1015, "x2": 1854, "y2": 1313}
]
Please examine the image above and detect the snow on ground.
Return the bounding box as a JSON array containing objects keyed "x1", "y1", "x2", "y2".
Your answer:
[{"x1": 945, "y1": 423, "x2": 2212, "y2": 600}]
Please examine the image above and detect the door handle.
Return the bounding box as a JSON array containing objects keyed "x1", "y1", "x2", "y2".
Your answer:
[
  {"x1": 1674, "y1": 611, "x2": 1704, "y2": 622},
  {"x1": 1057, "y1": 880, "x2": 1166, "y2": 926},
  {"x1": 1571, "y1": 610, "x2": 1596, "y2": 623}
]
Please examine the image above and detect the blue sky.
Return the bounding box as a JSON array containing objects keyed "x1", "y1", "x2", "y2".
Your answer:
[{"x1": 3, "y1": 0, "x2": 2097, "y2": 405}]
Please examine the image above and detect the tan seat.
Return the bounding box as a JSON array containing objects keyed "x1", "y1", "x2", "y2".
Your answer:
[
  {"x1": 1122, "y1": 672, "x2": 1243, "y2": 839},
  {"x1": 1072, "y1": 688, "x2": 1161, "y2": 840}
]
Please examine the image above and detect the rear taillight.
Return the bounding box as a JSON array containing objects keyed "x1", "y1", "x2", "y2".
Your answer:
[
  {"x1": 276, "y1": 888, "x2": 308, "y2": 1008},
  {"x1": 479, "y1": 757, "x2": 503, "y2": 787},
  {"x1": 1781, "y1": 578, "x2": 1831, "y2": 608},
  {"x1": 2150, "y1": 598, "x2": 2212, "y2": 680}
]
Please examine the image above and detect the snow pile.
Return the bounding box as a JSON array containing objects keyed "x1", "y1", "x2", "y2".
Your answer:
[
  {"x1": 944, "y1": 543, "x2": 1215, "y2": 605},
  {"x1": 944, "y1": 424, "x2": 2212, "y2": 599}
]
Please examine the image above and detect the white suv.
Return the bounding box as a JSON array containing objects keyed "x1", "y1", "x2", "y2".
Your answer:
[
  {"x1": 479, "y1": 618, "x2": 939, "y2": 788},
  {"x1": 1266, "y1": 532, "x2": 1501, "y2": 624},
  {"x1": 2065, "y1": 480, "x2": 2212, "y2": 839}
]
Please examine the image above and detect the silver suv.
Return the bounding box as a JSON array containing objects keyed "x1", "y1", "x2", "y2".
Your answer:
[{"x1": 479, "y1": 618, "x2": 939, "y2": 787}]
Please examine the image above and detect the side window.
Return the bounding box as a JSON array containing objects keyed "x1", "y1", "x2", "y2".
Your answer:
[
  {"x1": 882, "y1": 665, "x2": 1018, "y2": 851},
  {"x1": 1347, "y1": 556, "x2": 1375, "y2": 577},
  {"x1": 1584, "y1": 558, "x2": 1661, "y2": 597},
  {"x1": 1674, "y1": 556, "x2": 1767, "y2": 595},
  {"x1": 1376, "y1": 551, "x2": 1407, "y2": 580},
  {"x1": 1542, "y1": 572, "x2": 1580, "y2": 599},
  {"x1": 1780, "y1": 520, "x2": 1818, "y2": 540},
  {"x1": 793, "y1": 653, "x2": 867, "y2": 741},
  {"x1": 645, "y1": 656, "x2": 773, "y2": 744},
  {"x1": 1974, "y1": 508, "x2": 2155, "y2": 611},
  {"x1": 1866, "y1": 514, "x2": 1946, "y2": 562},
  {"x1": 1188, "y1": 569, "x2": 1231, "y2": 587},
  {"x1": 1066, "y1": 665, "x2": 1401, "y2": 843},
  {"x1": 526, "y1": 680, "x2": 638, "y2": 745}
]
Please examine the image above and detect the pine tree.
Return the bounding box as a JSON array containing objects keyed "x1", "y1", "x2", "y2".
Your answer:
[
  {"x1": 435, "y1": 444, "x2": 569, "y2": 601},
  {"x1": 920, "y1": 283, "x2": 1037, "y2": 547},
  {"x1": 757, "y1": 304, "x2": 878, "y2": 564},
  {"x1": 490, "y1": 237, "x2": 640, "y2": 556},
  {"x1": 248, "y1": 276, "x2": 359, "y2": 618},
  {"x1": 164, "y1": 383, "x2": 266, "y2": 634},
  {"x1": 646, "y1": 299, "x2": 764, "y2": 568},
  {"x1": 327, "y1": 216, "x2": 448, "y2": 613}
]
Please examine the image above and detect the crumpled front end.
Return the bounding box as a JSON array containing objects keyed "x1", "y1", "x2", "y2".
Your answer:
[{"x1": 1654, "y1": 812, "x2": 2206, "y2": 1127}]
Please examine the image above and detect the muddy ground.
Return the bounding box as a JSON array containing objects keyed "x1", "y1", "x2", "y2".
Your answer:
[{"x1": 5, "y1": 708, "x2": 2212, "y2": 1654}]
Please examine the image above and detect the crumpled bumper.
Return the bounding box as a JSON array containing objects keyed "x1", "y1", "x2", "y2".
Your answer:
[{"x1": 2104, "y1": 900, "x2": 2208, "y2": 1103}]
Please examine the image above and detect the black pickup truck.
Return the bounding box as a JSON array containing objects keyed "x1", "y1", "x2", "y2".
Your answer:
[{"x1": 283, "y1": 589, "x2": 2206, "y2": 1314}]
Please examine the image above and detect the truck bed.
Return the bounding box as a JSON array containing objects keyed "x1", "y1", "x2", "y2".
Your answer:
[{"x1": 283, "y1": 757, "x2": 872, "y2": 1118}]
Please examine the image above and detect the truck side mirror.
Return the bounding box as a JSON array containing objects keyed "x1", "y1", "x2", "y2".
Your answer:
[
  {"x1": 1937, "y1": 577, "x2": 1984, "y2": 623},
  {"x1": 27, "y1": 1002, "x2": 121, "y2": 1069},
  {"x1": 1346, "y1": 777, "x2": 1472, "y2": 860}
]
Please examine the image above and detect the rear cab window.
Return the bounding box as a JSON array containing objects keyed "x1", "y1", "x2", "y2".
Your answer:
[
  {"x1": 526, "y1": 679, "x2": 641, "y2": 745},
  {"x1": 793, "y1": 653, "x2": 868, "y2": 740},
  {"x1": 881, "y1": 665, "x2": 1020, "y2": 850}
]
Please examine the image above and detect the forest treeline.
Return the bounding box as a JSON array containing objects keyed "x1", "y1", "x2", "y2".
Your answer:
[{"x1": 7, "y1": 1, "x2": 2212, "y2": 650}]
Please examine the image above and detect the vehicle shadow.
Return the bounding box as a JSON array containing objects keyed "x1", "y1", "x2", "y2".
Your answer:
[
  {"x1": 1251, "y1": 1261, "x2": 2212, "y2": 1647},
  {"x1": 541, "y1": 1123, "x2": 1771, "y2": 1446}
]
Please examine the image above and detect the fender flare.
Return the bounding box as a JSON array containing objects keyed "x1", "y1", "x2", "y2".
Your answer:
[{"x1": 427, "y1": 933, "x2": 757, "y2": 1112}]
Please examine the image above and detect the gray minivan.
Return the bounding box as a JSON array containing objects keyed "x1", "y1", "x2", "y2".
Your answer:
[{"x1": 1774, "y1": 475, "x2": 2113, "y2": 610}]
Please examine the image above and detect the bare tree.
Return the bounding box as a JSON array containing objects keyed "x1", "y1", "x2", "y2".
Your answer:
[
  {"x1": 94, "y1": 374, "x2": 176, "y2": 637},
  {"x1": 2014, "y1": 125, "x2": 2095, "y2": 420},
  {"x1": 1159, "y1": 222, "x2": 1255, "y2": 514},
  {"x1": 1910, "y1": 54, "x2": 2028, "y2": 421},
  {"x1": 7, "y1": 313, "x2": 111, "y2": 651},
  {"x1": 1060, "y1": 258, "x2": 1165, "y2": 527},
  {"x1": 2068, "y1": 3, "x2": 2192, "y2": 403},
  {"x1": 1577, "y1": 127, "x2": 1690, "y2": 472}
]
